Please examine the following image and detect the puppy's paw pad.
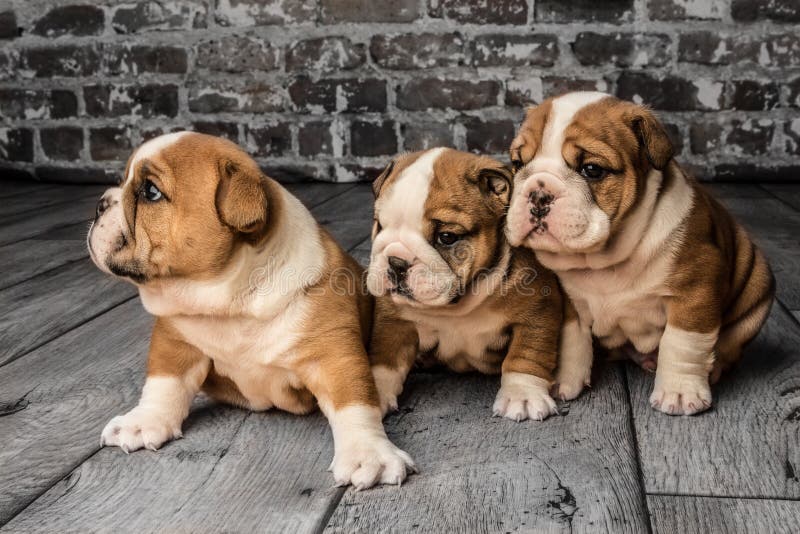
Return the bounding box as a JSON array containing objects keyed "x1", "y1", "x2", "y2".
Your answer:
[
  {"x1": 649, "y1": 383, "x2": 712, "y2": 416},
  {"x1": 493, "y1": 381, "x2": 558, "y2": 422},
  {"x1": 331, "y1": 441, "x2": 416, "y2": 490},
  {"x1": 100, "y1": 410, "x2": 181, "y2": 453}
]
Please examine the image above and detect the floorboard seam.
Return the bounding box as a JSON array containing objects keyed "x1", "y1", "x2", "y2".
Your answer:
[
  {"x1": 778, "y1": 300, "x2": 800, "y2": 329},
  {"x1": 757, "y1": 184, "x2": 800, "y2": 213},
  {"x1": 307, "y1": 183, "x2": 360, "y2": 211},
  {"x1": 622, "y1": 363, "x2": 655, "y2": 534},
  {"x1": 645, "y1": 491, "x2": 800, "y2": 503},
  {"x1": 0, "y1": 294, "x2": 138, "y2": 369},
  {"x1": 0, "y1": 445, "x2": 104, "y2": 528},
  {"x1": 0, "y1": 254, "x2": 88, "y2": 292},
  {"x1": 311, "y1": 487, "x2": 347, "y2": 534}
]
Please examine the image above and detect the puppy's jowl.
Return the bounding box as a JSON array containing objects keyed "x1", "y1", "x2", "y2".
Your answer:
[
  {"x1": 367, "y1": 148, "x2": 564, "y2": 422},
  {"x1": 505, "y1": 92, "x2": 775, "y2": 415},
  {"x1": 88, "y1": 132, "x2": 415, "y2": 489}
]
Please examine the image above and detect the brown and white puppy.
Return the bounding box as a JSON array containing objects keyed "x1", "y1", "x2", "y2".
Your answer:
[
  {"x1": 87, "y1": 132, "x2": 415, "y2": 489},
  {"x1": 367, "y1": 148, "x2": 564, "y2": 422},
  {"x1": 506, "y1": 92, "x2": 775, "y2": 415}
]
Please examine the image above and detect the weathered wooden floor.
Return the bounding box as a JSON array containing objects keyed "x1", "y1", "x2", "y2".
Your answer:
[{"x1": 0, "y1": 178, "x2": 798, "y2": 533}]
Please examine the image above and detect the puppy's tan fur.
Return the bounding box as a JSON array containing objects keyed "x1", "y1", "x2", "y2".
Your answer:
[
  {"x1": 367, "y1": 148, "x2": 564, "y2": 422},
  {"x1": 506, "y1": 92, "x2": 774, "y2": 415},
  {"x1": 89, "y1": 132, "x2": 414, "y2": 489}
]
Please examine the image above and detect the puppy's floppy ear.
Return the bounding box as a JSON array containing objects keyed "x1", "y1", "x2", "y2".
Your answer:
[
  {"x1": 372, "y1": 159, "x2": 395, "y2": 198},
  {"x1": 478, "y1": 164, "x2": 513, "y2": 205},
  {"x1": 215, "y1": 157, "x2": 267, "y2": 234},
  {"x1": 509, "y1": 101, "x2": 551, "y2": 172},
  {"x1": 627, "y1": 106, "x2": 674, "y2": 171}
]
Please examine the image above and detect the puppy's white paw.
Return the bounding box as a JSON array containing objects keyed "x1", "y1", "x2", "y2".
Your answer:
[
  {"x1": 330, "y1": 439, "x2": 416, "y2": 490},
  {"x1": 649, "y1": 374, "x2": 712, "y2": 416},
  {"x1": 553, "y1": 364, "x2": 591, "y2": 401},
  {"x1": 493, "y1": 372, "x2": 558, "y2": 422},
  {"x1": 100, "y1": 408, "x2": 182, "y2": 453}
]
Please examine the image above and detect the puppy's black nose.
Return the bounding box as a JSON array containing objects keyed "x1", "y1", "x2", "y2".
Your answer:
[
  {"x1": 529, "y1": 189, "x2": 554, "y2": 220},
  {"x1": 95, "y1": 196, "x2": 111, "y2": 219},
  {"x1": 387, "y1": 256, "x2": 410, "y2": 275}
]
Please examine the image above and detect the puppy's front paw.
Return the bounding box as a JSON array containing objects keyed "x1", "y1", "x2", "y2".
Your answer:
[
  {"x1": 649, "y1": 374, "x2": 712, "y2": 416},
  {"x1": 493, "y1": 372, "x2": 558, "y2": 422},
  {"x1": 553, "y1": 364, "x2": 591, "y2": 401},
  {"x1": 330, "y1": 439, "x2": 416, "y2": 490},
  {"x1": 100, "y1": 408, "x2": 182, "y2": 453},
  {"x1": 372, "y1": 365, "x2": 405, "y2": 416}
]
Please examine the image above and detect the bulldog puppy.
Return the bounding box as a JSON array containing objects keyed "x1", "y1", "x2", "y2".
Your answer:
[
  {"x1": 87, "y1": 132, "x2": 415, "y2": 489},
  {"x1": 506, "y1": 92, "x2": 775, "y2": 415},
  {"x1": 366, "y1": 148, "x2": 564, "y2": 422}
]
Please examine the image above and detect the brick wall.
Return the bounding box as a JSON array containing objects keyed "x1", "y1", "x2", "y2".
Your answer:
[{"x1": 0, "y1": 0, "x2": 798, "y2": 184}]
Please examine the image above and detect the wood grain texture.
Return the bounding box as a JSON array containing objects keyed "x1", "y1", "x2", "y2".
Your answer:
[
  {"x1": 325, "y1": 365, "x2": 649, "y2": 533},
  {"x1": 286, "y1": 181, "x2": 359, "y2": 210},
  {"x1": 627, "y1": 304, "x2": 800, "y2": 498},
  {"x1": 311, "y1": 184, "x2": 374, "y2": 251},
  {"x1": 0, "y1": 181, "x2": 58, "y2": 199},
  {"x1": 1, "y1": 405, "x2": 346, "y2": 533},
  {"x1": 0, "y1": 259, "x2": 136, "y2": 366},
  {"x1": 0, "y1": 196, "x2": 97, "y2": 246},
  {"x1": 0, "y1": 239, "x2": 88, "y2": 290},
  {"x1": 0, "y1": 185, "x2": 104, "y2": 218},
  {"x1": 712, "y1": 193, "x2": 800, "y2": 311},
  {"x1": 760, "y1": 184, "x2": 800, "y2": 212},
  {"x1": 349, "y1": 237, "x2": 371, "y2": 266},
  {"x1": 0, "y1": 299, "x2": 152, "y2": 524},
  {"x1": 648, "y1": 494, "x2": 800, "y2": 534}
]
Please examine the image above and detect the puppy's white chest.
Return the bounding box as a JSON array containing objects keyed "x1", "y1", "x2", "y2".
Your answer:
[
  {"x1": 170, "y1": 302, "x2": 307, "y2": 410},
  {"x1": 411, "y1": 311, "x2": 509, "y2": 374},
  {"x1": 563, "y1": 263, "x2": 669, "y2": 353}
]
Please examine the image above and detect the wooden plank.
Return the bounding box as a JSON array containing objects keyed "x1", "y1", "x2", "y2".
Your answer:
[
  {"x1": 0, "y1": 239, "x2": 88, "y2": 290},
  {"x1": 761, "y1": 184, "x2": 800, "y2": 212},
  {"x1": 285, "y1": 182, "x2": 359, "y2": 210},
  {"x1": 627, "y1": 304, "x2": 800, "y2": 498},
  {"x1": 0, "y1": 180, "x2": 53, "y2": 199},
  {"x1": 712, "y1": 194, "x2": 800, "y2": 311},
  {"x1": 648, "y1": 495, "x2": 800, "y2": 534},
  {"x1": 0, "y1": 258, "x2": 136, "y2": 366},
  {"x1": 705, "y1": 183, "x2": 770, "y2": 200},
  {"x1": 0, "y1": 196, "x2": 97, "y2": 246},
  {"x1": 326, "y1": 365, "x2": 649, "y2": 533},
  {"x1": 3, "y1": 407, "x2": 345, "y2": 533},
  {"x1": 0, "y1": 302, "x2": 345, "y2": 532},
  {"x1": 0, "y1": 185, "x2": 105, "y2": 218},
  {"x1": 0, "y1": 299, "x2": 151, "y2": 524},
  {"x1": 311, "y1": 184, "x2": 373, "y2": 251},
  {"x1": 349, "y1": 237, "x2": 371, "y2": 266}
]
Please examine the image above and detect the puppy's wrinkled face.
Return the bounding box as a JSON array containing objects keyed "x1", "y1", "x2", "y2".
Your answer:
[
  {"x1": 88, "y1": 132, "x2": 269, "y2": 285},
  {"x1": 505, "y1": 92, "x2": 674, "y2": 254},
  {"x1": 367, "y1": 148, "x2": 511, "y2": 308}
]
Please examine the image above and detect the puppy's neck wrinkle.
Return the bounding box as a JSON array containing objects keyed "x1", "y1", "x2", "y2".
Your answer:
[
  {"x1": 139, "y1": 186, "x2": 326, "y2": 320},
  {"x1": 538, "y1": 165, "x2": 693, "y2": 274},
  {"x1": 409, "y1": 242, "x2": 512, "y2": 319}
]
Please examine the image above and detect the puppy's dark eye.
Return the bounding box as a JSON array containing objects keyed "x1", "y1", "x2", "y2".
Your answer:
[
  {"x1": 436, "y1": 232, "x2": 460, "y2": 246},
  {"x1": 579, "y1": 164, "x2": 607, "y2": 181},
  {"x1": 140, "y1": 179, "x2": 163, "y2": 202}
]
